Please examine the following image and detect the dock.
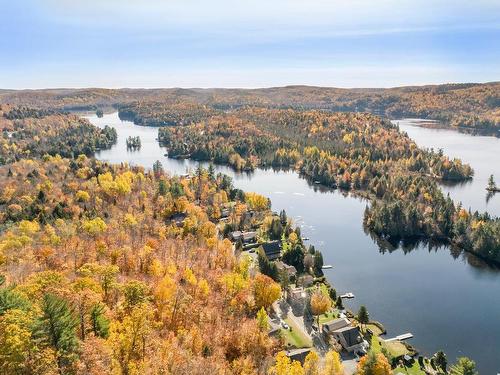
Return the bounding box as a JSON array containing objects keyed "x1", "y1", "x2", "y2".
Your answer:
[
  {"x1": 385, "y1": 333, "x2": 414, "y2": 342},
  {"x1": 340, "y1": 292, "x2": 355, "y2": 299}
]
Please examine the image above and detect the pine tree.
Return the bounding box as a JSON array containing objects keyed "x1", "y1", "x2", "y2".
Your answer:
[
  {"x1": 357, "y1": 305, "x2": 369, "y2": 332},
  {"x1": 90, "y1": 303, "x2": 109, "y2": 338},
  {"x1": 433, "y1": 350, "x2": 447, "y2": 373},
  {"x1": 35, "y1": 294, "x2": 79, "y2": 372}
]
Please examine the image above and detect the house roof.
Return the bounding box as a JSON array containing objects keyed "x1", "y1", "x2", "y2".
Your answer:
[
  {"x1": 242, "y1": 231, "x2": 256, "y2": 240},
  {"x1": 285, "y1": 348, "x2": 312, "y2": 363},
  {"x1": 323, "y1": 318, "x2": 350, "y2": 332},
  {"x1": 262, "y1": 241, "x2": 281, "y2": 260},
  {"x1": 230, "y1": 231, "x2": 256, "y2": 242},
  {"x1": 275, "y1": 261, "x2": 297, "y2": 275},
  {"x1": 334, "y1": 326, "x2": 363, "y2": 348}
]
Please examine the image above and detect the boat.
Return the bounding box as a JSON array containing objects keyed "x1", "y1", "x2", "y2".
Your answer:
[
  {"x1": 301, "y1": 237, "x2": 310, "y2": 241},
  {"x1": 322, "y1": 265, "x2": 333, "y2": 269},
  {"x1": 340, "y1": 292, "x2": 355, "y2": 299}
]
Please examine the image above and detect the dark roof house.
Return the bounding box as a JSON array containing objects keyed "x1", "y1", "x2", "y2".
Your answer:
[
  {"x1": 262, "y1": 241, "x2": 281, "y2": 260},
  {"x1": 331, "y1": 326, "x2": 364, "y2": 352},
  {"x1": 285, "y1": 348, "x2": 312, "y2": 364},
  {"x1": 169, "y1": 212, "x2": 187, "y2": 227}
]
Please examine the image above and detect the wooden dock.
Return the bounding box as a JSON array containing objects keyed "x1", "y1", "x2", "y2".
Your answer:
[
  {"x1": 385, "y1": 333, "x2": 414, "y2": 342},
  {"x1": 340, "y1": 292, "x2": 355, "y2": 299}
]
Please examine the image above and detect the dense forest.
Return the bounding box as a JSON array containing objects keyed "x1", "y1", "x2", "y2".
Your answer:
[
  {"x1": 0, "y1": 105, "x2": 116, "y2": 164},
  {"x1": 0, "y1": 107, "x2": 364, "y2": 374},
  {"x1": 1, "y1": 82, "x2": 498, "y2": 130},
  {"x1": 0, "y1": 155, "x2": 288, "y2": 374}
]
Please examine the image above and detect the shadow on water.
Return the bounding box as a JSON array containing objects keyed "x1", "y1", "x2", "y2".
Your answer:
[{"x1": 365, "y1": 227, "x2": 500, "y2": 271}]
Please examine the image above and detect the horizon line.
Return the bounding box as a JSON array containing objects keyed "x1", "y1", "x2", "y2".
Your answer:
[{"x1": 1, "y1": 80, "x2": 499, "y2": 92}]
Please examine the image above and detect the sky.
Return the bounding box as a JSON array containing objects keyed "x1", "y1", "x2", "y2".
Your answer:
[{"x1": 0, "y1": 0, "x2": 499, "y2": 89}]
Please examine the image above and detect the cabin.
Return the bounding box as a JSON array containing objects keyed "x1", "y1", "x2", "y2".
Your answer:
[
  {"x1": 261, "y1": 241, "x2": 281, "y2": 260},
  {"x1": 330, "y1": 326, "x2": 365, "y2": 353},
  {"x1": 322, "y1": 318, "x2": 350, "y2": 335},
  {"x1": 230, "y1": 231, "x2": 257, "y2": 244}
]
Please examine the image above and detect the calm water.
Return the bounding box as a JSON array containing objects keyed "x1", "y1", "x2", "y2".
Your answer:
[
  {"x1": 397, "y1": 119, "x2": 500, "y2": 217},
  {"x1": 86, "y1": 113, "x2": 500, "y2": 374}
]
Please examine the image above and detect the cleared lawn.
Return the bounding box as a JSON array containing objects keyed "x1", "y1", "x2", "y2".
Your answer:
[
  {"x1": 384, "y1": 340, "x2": 410, "y2": 357},
  {"x1": 281, "y1": 318, "x2": 312, "y2": 349},
  {"x1": 318, "y1": 310, "x2": 338, "y2": 324},
  {"x1": 365, "y1": 322, "x2": 384, "y2": 336},
  {"x1": 394, "y1": 361, "x2": 426, "y2": 375},
  {"x1": 370, "y1": 336, "x2": 410, "y2": 358}
]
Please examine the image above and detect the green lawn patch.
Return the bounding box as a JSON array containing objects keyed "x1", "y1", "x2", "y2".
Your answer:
[
  {"x1": 281, "y1": 318, "x2": 312, "y2": 349},
  {"x1": 318, "y1": 310, "x2": 338, "y2": 324},
  {"x1": 384, "y1": 340, "x2": 410, "y2": 358},
  {"x1": 393, "y1": 361, "x2": 426, "y2": 375}
]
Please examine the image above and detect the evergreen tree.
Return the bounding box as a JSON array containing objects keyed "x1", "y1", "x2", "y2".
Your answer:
[
  {"x1": 328, "y1": 288, "x2": 337, "y2": 302},
  {"x1": 336, "y1": 296, "x2": 343, "y2": 310},
  {"x1": 357, "y1": 305, "x2": 369, "y2": 332},
  {"x1": 433, "y1": 351, "x2": 447, "y2": 373},
  {"x1": 35, "y1": 294, "x2": 79, "y2": 371},
  {"x1": 487, "y1": 174, "x2": 496, "y2": 190},
  {"x1": 90, "y1": 303, "x2": 109, "y2": 338},
  {"x1": 313, "y1": 251, "x2": 324, "y2": 275}
]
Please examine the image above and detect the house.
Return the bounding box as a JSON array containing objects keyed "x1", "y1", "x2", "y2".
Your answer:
[
  {"x1": 322, "y1": 318, "x2": 350, "y2": 335},
  {"x1": 169, "y1": 212, "x2": 187, "y2": 227},
  {"x1": 285, "y1": 348, "x2": 312, "y2": 364},
  {"x1": 288, "y1": 287, "x2": 306, "y2": 310},
  {"x1": 275, "y1": 261, "x2": 297, "y2": 280},
  {"x1": 297, "y1": 274, "x2": 314, "y2": 288},
  {"x1": 230, "y1": 231, "x2": 257, "y2": 244},
  {"x1": 289, "y1": 287, "x2": 306, "y2": 301},
  {"x1": 220, "y1": 208, "x2": 230, "y2": 219},
  {"x1": 262, "y1": 241, "x2": 281, "y2": 260},
  {"x1": 330, "y1": 326, "x2": 365, "y2": 353}
]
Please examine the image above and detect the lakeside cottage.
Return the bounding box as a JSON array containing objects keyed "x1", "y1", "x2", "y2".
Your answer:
[
  {"x1": 322, "y1": 318, "x2": 350, "y2": 334},
  {"x1": 261, "y1": 240, "x2": 281, "y2": 260},
  {"x1": 330, "y1": 326, "x2": 365, "y2": 353}
]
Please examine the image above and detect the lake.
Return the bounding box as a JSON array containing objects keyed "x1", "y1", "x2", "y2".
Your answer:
[{"x1": 86, "y1": 113, "x2": 500, "y2": 374}]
